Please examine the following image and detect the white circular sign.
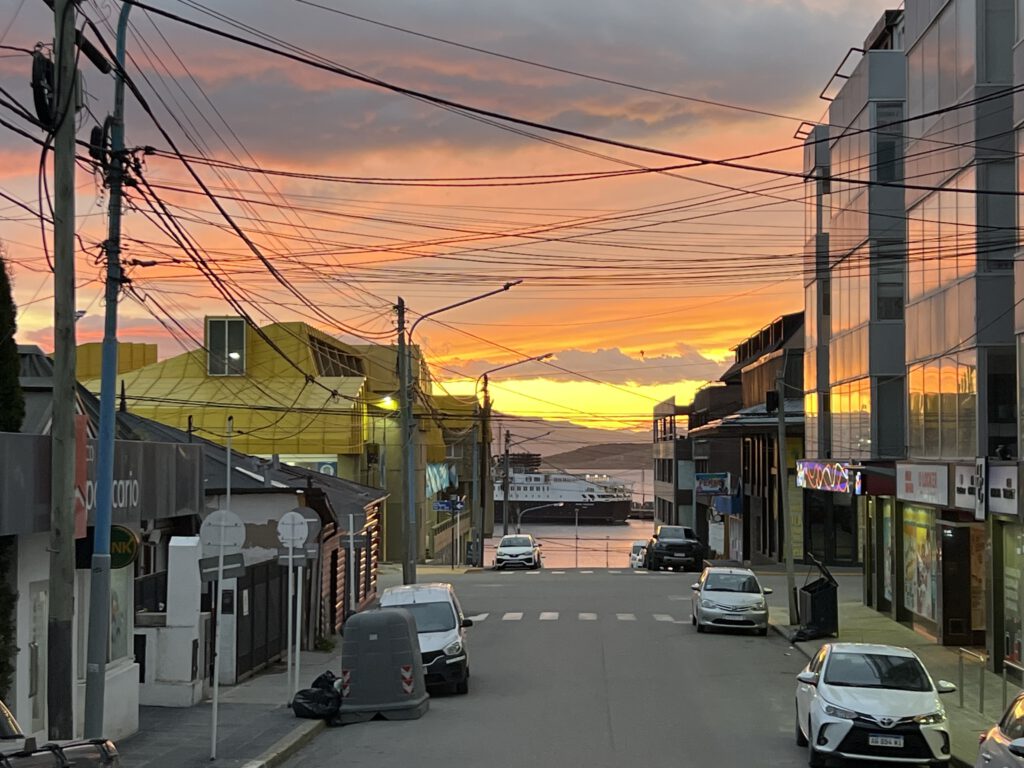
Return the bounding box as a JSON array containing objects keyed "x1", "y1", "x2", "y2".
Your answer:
[
  {"x1": 277, "y1": 510, "x2": 310, "y2": 548},
  {"x1": 199, "y1": 509, "x2": 246, "y2": 557}
]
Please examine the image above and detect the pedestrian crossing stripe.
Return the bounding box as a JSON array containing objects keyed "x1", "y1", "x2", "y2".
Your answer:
[
  {"x1": 539, "y1": 612, "x2": 558, "y2": 620},
  {"x1": 578, "y1": 612, "x2": 597, "y2": 620},
  {"x1": 502, "y1": 612, "x2": 523, "y2": 621},
  {"x1": 653, "y1": 614, "x2": 673, "y2": 622},
  {"x1": 616, "y1": 613, "x2": 636, "y2": 621}
]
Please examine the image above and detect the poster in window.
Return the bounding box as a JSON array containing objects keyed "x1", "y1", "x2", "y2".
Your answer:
[
  {"x1": 903, "y1": 506, "x2": 937, "y2": 621},
  {"x1": 109, "y1": 566, "x2": 130, "y2": 662}
]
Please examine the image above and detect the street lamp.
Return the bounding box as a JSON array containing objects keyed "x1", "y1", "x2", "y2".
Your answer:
[
  {"x1": 516, "y1": 502, "x2": 564, "y2": 533},
  {"x1": 400, "y1": 282, "x2": 522, "y2": 585}
]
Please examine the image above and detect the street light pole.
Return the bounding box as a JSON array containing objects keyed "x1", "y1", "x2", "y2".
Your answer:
[
  {"x1": 776, "y1": 371, "x2": 798, "y2": 625},
  {"x1": 401, "y1": 282, "x2": 521, "y2": 584},
  {"x1": 516, "y1": 502, "x2": 564, "y2": 533}
]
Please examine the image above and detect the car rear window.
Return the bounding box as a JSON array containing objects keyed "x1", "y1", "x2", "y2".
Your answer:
[{"x1": 386, "y1": 600, "x2": 456, "y2": 633}]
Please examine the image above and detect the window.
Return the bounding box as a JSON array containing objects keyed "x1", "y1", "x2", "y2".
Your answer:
[
  {"x1": 206, "y1": 317, "x2": 246, "y2": 376},
  {"x1": 309, "y1": 336, "x2": 363, "y2": 377}
]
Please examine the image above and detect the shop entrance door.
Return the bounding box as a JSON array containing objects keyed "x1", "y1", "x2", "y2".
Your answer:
[
  {"x1": 804, "y1": 493, "x2": 858, "y2": 565},
  {"x1": 939, "y1": 525, "x2": 977, "y2": 646}
]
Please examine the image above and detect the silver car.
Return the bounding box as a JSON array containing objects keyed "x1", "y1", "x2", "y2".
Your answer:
[
  {"x1": 691, "y1": 566, "x2": 772, "y2": 635},
  {"x1": 977, "y1": 690, "x2": 1024, "y2": 767}
]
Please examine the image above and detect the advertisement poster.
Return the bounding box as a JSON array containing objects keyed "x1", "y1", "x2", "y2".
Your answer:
[
  {"x1": 903, "y1": 506, "x2": 937, "y2": 621},
  {"x1": 882, "y1": 509, "x2": 892, "y2": 603}
]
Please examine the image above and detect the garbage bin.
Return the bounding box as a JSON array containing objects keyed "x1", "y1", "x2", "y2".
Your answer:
[{"x1": 798, "y1": 553, "x2": 838, "y2": 638}]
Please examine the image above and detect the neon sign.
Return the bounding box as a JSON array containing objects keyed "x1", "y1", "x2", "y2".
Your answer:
[{"x1": 797, "y1": 460, "x2": 859, "y2": 494}]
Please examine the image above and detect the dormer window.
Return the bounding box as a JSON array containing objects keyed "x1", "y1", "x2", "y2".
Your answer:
[{"x1": 207, "y1": 317, "x2": 246, "y2": 376}]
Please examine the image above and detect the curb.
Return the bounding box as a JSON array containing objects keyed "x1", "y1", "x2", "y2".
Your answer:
[{"x1": 240, "y1": 718, "x2": 326, "y2": 768}]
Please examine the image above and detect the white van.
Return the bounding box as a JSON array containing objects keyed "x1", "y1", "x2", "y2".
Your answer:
[{"x1": 379, "y1": 583, "x2": 472, "y2": 694}]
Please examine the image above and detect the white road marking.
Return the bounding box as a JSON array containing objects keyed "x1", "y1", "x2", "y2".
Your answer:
[
  {"x1": 551, "y1": 571, "x2": 566, "y2": 575},
  {"x1": 578, "y1": 612, "x2": 598, "y2": 621},
  {"x1": 466, "y1": 613, "x2": 489, "y2": 622},
  {"x1": 653, "y1": 614, "x2": 674, "y2": 622},
  {"x1": 502, "y1": 612, "x2": 523, "y2": 621},
  {"x1": 668, "y1": 595, "x2": 688, "y2": 601},
  {"x1": 526, "y1": 570, "x2": 540, "y2": 575},
  {"x1": 539, "y1": 612, "x2": 559, "y2": 621},
  {"x1": 581, "y1": 570, "x2": 594, "y2": 574},
  {"x1": 632, "y1": 570, "x2": 648, "y2": 575},
  {"x1": 616, "y1": 613, "x2": 637, "y2": 621},
  {"x1": 607, "y1": 570, "x2": 622, "y2": 574}
]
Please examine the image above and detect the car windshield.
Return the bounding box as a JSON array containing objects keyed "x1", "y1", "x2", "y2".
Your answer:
[
  {"x1": 823, "y1": 652, "x2": 932, "y2": 691},
  {"x1": 395, "y1": 601, "x2": 457, "y2": 633},
  {"x1": 631, "y1": 544, "x2": 645, "y2": 554},
  {"x1": 501, "y1": 536, "x2": 532, "y2": 548},
  {"x1": 704, "y1": 572, "x2": 761, "y2": 593},
  {"x1": 658, "y1": 527, "x2": 695, "y2": 539}
]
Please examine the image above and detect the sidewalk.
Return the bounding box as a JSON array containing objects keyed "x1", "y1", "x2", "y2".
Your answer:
[
  {"x1": 764, "y1": 571, "x2": 1005, "y2": 768},
  {"x1": 118, "y1": 649, "x2": 340, "y2": 768}
]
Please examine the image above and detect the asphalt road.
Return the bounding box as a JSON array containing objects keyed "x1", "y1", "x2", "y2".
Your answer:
[{"x1": 283, "y1": 568, "x2": 811, "y2": 768}]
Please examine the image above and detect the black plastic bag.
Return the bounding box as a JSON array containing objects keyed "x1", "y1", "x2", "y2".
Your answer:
[
  {"x1": 292, "y1": 687, "x2": 341, "y2": 719},
  {"x1": 311, "y1": 670, "x2": 337, "y2": 691}
]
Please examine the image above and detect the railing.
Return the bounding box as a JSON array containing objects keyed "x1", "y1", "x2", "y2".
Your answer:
[
  {"x1": 1003, "y1": 658, "x2": 1024, "y2": 710},
  {"x1": 958, "y1": 647, "x2": 988, "y2": 713}
]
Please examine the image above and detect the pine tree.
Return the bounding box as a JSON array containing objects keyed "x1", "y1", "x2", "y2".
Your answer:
[
  {"x1": 0, "y1": 245, "x2": 24, "y2": 433},
  {"x1": 0, "y1": 246, "x2": 19, "y2": 701}
]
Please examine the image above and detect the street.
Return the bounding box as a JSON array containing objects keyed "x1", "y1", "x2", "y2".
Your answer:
[
  {"x1": 483, "y1": 519, "x2": 657, "y2": 569},
  {"x1": 283, "y1": 567, "x2": 810, "y2": 768}
]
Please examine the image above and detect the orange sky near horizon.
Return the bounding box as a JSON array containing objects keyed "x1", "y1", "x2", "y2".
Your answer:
[{"x1": 0, "y1": 0, "x2": 895, "y2": 436}]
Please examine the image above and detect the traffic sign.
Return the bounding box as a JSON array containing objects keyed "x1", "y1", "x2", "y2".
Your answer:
[
  {"x1": 199, "y1": 553, "x2": 246, "y2": 582},
  {"x1": 454, "y1": 500, "x2": 465, "y2": 511},
  {"x1": 199, "y1": 509, "x2": 246, "y2": 559},
  {"x1": 433, "y1": 500, "x2": 452, "y2": 512},
  {"x1": 276, "y1": 511, "x2": 309, "y2": 548},
  {"x1": 277, "y1": 552, "x2": 309, "y2": 567}
]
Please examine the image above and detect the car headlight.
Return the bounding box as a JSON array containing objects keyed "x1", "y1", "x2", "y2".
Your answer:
[
  {"x1": 443, "y1": 640, "x2": 463, "y2": 657},
  {"x1": 823, "y1": 703, "x2": 858, "y2": 720},
  {"x1": 915, "y1": 711, "x2": 946, "y2": 725},
  {"x1": 496, "y1": 550, "x2": 506, "y2": 556},
  {"x1": 700, "y1": 598, "x2": 717, "y2": 609}
]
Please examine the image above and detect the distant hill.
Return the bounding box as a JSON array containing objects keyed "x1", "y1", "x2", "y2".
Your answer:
[
  {"x1": 489, "y1": 411, "x2": 651, "y2": 457},
  {"x1": 542, "y1": 442, "x2": 650, "y2": 470}
]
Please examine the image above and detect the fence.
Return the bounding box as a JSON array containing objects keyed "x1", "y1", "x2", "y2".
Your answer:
[{"x1": 431, "y1": 513, "x2": 473, "y2": 565}]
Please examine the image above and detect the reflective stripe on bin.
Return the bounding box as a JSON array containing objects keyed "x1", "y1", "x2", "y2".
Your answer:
[
  {"x1": 400, "y1": 664, "x2": 414, "y2": 694},
  {"x1": 341, "y1": 669, "x2": 351, "y2": 698}
]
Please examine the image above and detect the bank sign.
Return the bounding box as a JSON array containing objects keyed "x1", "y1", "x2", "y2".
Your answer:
[{"x1": 896, "y1": 463, "x2": 949, "y2": 507}]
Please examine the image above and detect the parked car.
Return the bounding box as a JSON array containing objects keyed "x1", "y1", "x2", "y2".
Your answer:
[
  {"x1": 976, "y1": 690, "x2": 1024, "y2": 766},
  {"x1": 379, "y1": 582, "x2": 472, "y2": 694},
  {"x1": 690, "y1": 566, "x2": 771, "y2": 635},
  {"x1": 494, "y1": 533, "x2": 542, "y2": 570},
  {"x1": 645, "y1": 525, "x2": 706, "y2": 571},
  {"x1": 629, "y1": 540, "x2": 647, "y2": 568},
  {"x1": 795, "y1": 642, "x2": 956, "y2": 767},
  {"x1": 0, "y1": 698, "x2": 120, "y2": 766}
]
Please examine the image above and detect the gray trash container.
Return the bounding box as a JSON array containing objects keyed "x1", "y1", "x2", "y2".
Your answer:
[
  {"x1": 797, "y1": 553, "x2": 839, "y2": 639},
  {"x1": 338, "y1": 608, "x2": 429, "y2": 724}
]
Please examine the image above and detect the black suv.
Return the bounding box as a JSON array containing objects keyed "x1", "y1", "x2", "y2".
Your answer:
[{"x1": 645, "y1": 525, "x2": 706, "y2": 572}]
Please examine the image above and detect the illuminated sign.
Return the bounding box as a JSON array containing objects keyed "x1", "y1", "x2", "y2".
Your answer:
[{"x1": 796, "y1": 460, "x2": 859, "y2": 494}]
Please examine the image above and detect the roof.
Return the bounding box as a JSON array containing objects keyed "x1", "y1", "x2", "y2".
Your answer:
[
  {"x1": 704, "y1": 566, "x2": 756, "y2": 576},
  {"x1": 116, "y1": 410, "x2": 388, "y2": 528},
  {"x1": 379, "y1": 583, "x2": 455, "y2": 604},
  {"x1": 688, "y1": 398, "x2": 804, "y2": 437}
]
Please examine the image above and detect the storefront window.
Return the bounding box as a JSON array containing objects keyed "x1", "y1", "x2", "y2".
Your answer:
[
  {"x1": 903, "y1": 506, "x2": 938, "y2": 621},
  {"x1": 882, "y1": 499, "x2": 893, "y2": 603},
  {"x1": 109, "y1": 566, "x2": 131, "y2": 663}
]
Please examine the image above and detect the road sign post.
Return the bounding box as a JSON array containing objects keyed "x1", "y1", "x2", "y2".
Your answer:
[{"x1": 277, "y1": 509, "x2": 310, "y2": 702}]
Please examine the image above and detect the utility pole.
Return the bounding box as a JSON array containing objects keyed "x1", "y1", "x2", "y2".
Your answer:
[
  {"x1": 84, "y1": 3, "x2": 131, "y2": 738},
  {"x1": 48, "y1": 0, "x2": 78, "y2": 740},
  {"x1": 470, "y1": 415, "x2": 480, "y2": 567},
  {"x1": 397, "y1": 298, "x2": 416, "y2": 584},
  {"x1": 502, "y1": 429, "x2": 511, "y2": 536},
  {"x1": 776, "y1": 372, "x2": 798, "y2": 625}
]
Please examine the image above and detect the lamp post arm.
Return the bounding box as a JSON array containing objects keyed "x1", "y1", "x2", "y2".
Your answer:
[{"x1": 409, "y1": 281, "x2": 521, "y2": 339}]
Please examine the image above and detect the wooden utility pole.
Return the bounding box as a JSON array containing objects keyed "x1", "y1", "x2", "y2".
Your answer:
[
  {"x1": 776, "y1": 372, "x2": 799, "y2": 625},
  {"x1": 49, "y1": 0, "x2": 78, "y2": 739}
]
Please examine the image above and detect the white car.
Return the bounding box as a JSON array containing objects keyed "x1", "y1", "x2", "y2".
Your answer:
[
  {"x1": 629, "y1": 540, "x2": 647, "y2": 568},
  {"x1": 690, "y1": 566, "x2": 771, "y2": 635},
  {"x1": 379, "y1": 583, "x2": 472, "y2": 694},
  {"x1": 494, "y1": 534, "x2": 541, "y2": 569},
  {"x1": 795, "y1": 643, "x2": 956, "y2": 767},
  {"x1": 976, "y1": 690, "x2": 1024, "y2": 766}
]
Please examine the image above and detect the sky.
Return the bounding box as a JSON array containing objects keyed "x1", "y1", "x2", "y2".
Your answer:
[{"x1": 0, "y1": 0, "x2": 895, "y2": 437}]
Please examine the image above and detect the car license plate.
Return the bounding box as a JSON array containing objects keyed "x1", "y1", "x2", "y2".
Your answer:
[{"x1": 868, "y1": 735, "x2": 904, "y2": 748}]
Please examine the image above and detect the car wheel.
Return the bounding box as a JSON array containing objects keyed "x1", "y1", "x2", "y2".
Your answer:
[
  {"x1": 795, "y1": 706, "x2": 807, "y2": 747},
  {"x1": 696, "y1": 618, "x2": 705, "y2": 633},
  {"x1": 691, "y1": 613, "x2": 696, "y2": 626},
  {"x1": 456, "y1": 678, "x2": 469, "y2": 695},
  {"x1": 758, "y1": 626, "x2": 768, "y2": 637}
]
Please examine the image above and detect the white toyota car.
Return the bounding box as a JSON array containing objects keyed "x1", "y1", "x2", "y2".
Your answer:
[
  {"x1": 493, "y1": 533, "x2": 542, "y2": 569},
  {"x1": 795, "y1": 643, "x2": 956, "y2": 767}
]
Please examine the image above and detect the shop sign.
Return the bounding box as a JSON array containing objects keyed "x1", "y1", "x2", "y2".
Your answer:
[
  {"x1": 694, "y1": 472, "x2": 730, "y2": 495},
  {"x1": 897, "y1": 463, "x2": 948, "y2": 506},
  {"x1": 796, "y1": 460, "x2": 858, "y2": 494},
  {"x1": 110, "y1": 525, "x2": 140, "y2": 569},
  {"x1": 988, "y1": 464, "x2": 1018, "y2": 517},
  {"x1": 953, "y1": 464, "x2": 978, "y2": 511}
]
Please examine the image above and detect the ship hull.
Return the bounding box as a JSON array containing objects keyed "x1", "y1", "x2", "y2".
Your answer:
[{"x1": 495, "y1": 499, "x2": 631, "y2": 525}]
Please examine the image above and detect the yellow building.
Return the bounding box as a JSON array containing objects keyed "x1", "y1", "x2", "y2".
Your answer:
[{"x1": 79, "y1": 319, "x2": 485, "y2": 564}]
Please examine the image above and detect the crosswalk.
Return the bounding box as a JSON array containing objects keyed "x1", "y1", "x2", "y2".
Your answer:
[
  {"x1": 465, "y1": 611, "x2": 693, "y2": 624},
  {"x1": 493, "y1": 568, "x2": 680, "y2": 576}
]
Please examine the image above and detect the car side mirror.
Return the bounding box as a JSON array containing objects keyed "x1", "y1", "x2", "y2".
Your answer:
[
  {"x1": 691, "y1": 583, "x2": 700, "y2": 591},
  {"x1": 763, "y1": 587, "x2": 774, "y2": 595},
  {"x1": 461, "y1": 618, "x2": 474, "y2": 628},
  {"x1": 1009, "y1": 738, "x2": 1024, "y2": 757},
  {"x1": 936, "y1": 680, "x2": 957, "y2": 695},
  {"x1": 537, "y1": 542, "x2": 543, "y2": 547},
  {"x1": 796, "y1": 671, "x2": 818, "y2": 686}
]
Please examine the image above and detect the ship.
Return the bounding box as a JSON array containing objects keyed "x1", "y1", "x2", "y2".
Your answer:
[{"x1": 493, "y1": 453, "x2": 632, "y2": 525}]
